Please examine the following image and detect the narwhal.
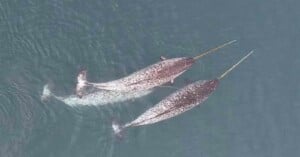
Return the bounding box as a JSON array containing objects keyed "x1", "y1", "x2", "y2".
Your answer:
[
  {"x1": 41, "y1": 84, "x2": 153, "y2": 106},
  {"x1": 112, "y1": 50, "x2": 254, "y2": 136},
  {"x1": 76, "y1": 40, "x2": 236, "y2": 97}
]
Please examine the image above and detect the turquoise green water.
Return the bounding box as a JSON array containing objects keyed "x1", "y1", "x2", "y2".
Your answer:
[{"x1": 1, "y1": 0, "x2": 300, "y2": 157}]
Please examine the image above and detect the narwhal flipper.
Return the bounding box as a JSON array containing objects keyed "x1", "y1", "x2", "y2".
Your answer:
[{"x1": 76, "y1": 70, "x2": 88, "y2": 98}]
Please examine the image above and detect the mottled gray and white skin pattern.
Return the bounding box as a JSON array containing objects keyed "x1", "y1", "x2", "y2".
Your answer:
[
  {"x1": 77, "y1": 40, "x2": 236, "y2": 96},
  {"x1": 42, "y1": 84, "x2": 152, "y2": 106},
  {"x1": 83, "y1": 57, "x2": 195, "y2": 92},
  {"x1": 123, "y1": 79, "x2": 219, "y2": 128},
  {"x1": 112, "y1": 50, "x2": 253, "y2": 135}
]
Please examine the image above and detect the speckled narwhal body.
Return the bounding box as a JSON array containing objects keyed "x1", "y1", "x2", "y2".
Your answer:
[
  {"x1": 85, "y1": 57, "x2": 194, "y2": 90},
  {"x1": 76, "y1": 40, "x2": 236, "y2": 97},
  {"x1": 122, "y1": 79, "x2": 218, "y2": 127},
  {"x1": 112, "y1": 50, "x2": 254, "y2": 135}
]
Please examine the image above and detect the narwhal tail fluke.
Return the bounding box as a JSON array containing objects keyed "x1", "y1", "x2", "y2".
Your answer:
[
  {"x1": 76, "y1": 70, "x2": 115, "y2": 94},
  {"x1": 76, "y1": 70, "x2": 88, "y2": 98},
  {"x1": 112, "y1": 120, "x2": 125, "y2": 138},
  {"x1": 41, "y1": 84, "x2": 53, "y2": 101},
  {"x1": 218, "y1": 50, "x2": 254, "y2": 80},
  {"x1": 193, "y1": 40, "x2": 237, "y2": 60}
]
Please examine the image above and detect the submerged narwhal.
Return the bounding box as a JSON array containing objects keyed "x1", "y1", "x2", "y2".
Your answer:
[
  {"x1": 112, "y1": 50, "x2": 254, "y2": 136},
  {"x1": 76, "y1": 40, "x2": 236, "y2": 97},
  {"x1": 41, "y1": 84, "x2": 153, "y2": 106}
]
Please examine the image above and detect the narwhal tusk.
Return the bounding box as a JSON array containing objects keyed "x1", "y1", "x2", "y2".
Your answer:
[
  {"x1": 218, "y1": 50, "x2": 254, "y2": 80},
  {"x1": 193, "y1": 40, "x2": 237, "y2": 60}
]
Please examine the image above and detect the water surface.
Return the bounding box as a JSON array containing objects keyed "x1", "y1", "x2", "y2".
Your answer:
[{"x1": 1, "y1": 0, "x2": 300, "y2": 157}]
